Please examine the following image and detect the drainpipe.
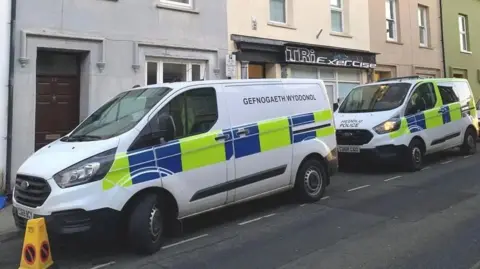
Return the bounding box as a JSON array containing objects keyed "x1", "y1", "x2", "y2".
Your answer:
[
  {"x1": 0, "y1": 0, "x2": 12, "y2": 196},
  {"x1": 5, "y1": 0, "x2": 16, "y2": 198},
  {"x1": 439, "y1": 0, "x2": 447, "y2": 77}
]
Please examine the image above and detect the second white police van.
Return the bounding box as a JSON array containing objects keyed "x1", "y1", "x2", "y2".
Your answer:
[
  {"x1": 335, "y1": 77, "x2": 478, "y2": 171},
  {"x1": 12, "y1": 79, "x2": 337, "y2": 254}
]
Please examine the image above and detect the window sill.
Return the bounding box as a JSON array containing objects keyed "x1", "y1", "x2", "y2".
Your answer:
[
  {"x1": 156, "y1": 3, "x2": 199, "y2": 14},
  {"x1": 460, "y1": 50, "x2": 472, "y2": 55},
  {"x1": 267, "y1": 22, "x2": 296, "y2": 30},
  {"x1": 330, "y1": 32, "x2": 353, "y2": 38},
  {"x1": 386, "y1": 40, "x2": 404, "y2": 45},
  {"x1": 419, "y1": 45, "x2": 433, "y2": 50}
]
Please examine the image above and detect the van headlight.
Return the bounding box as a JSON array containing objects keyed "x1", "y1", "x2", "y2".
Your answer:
[
  {"x1": 53, "y1": 148, "x2": 116, "y2": 188},
  {"x1": 373, "y1": 118, "x2": 401, "y2": 134}
]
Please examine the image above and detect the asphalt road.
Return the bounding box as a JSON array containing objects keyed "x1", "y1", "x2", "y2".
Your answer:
[{"x1": 2, "y1": 146, "x2": 480, "y2": 269}]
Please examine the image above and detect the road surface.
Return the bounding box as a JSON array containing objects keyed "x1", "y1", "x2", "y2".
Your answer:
[{"x1": 1, "y1": 147, "x2": 480, "y2": 269}]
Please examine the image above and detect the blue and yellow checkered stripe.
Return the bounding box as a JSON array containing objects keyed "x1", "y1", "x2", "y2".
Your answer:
[
  {"x1": 102, "y1": 109, "x2": 335, "y2": 190},
  {"x1": 389, "y1": 102, "x2": 467, "y2": 138}
]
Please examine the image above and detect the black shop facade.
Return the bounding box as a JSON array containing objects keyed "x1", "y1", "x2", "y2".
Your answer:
[{"x1": 231, "y1": 34, "x2": 377, "y2": 105}]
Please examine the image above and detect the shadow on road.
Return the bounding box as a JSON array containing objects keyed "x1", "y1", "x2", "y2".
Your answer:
[
  {"x1": 338, "y1": 146, "x2": 472, "y2": 175},
  {"x1": 7, "y1": 192, "x2": 301, "y2": 268}
]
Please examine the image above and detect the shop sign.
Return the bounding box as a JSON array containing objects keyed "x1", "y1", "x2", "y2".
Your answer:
[
  {"x1": 226, "y1": 54, "x2": 237, "y2": 78},
  {"x1": 285, "y1": 46, "x2": 376, "y2": 69}
]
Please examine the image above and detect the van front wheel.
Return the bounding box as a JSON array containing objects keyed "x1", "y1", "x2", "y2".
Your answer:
[
  {"x1": 404, "y1": 139, "x2": 424, "y2": 172},
  {"x1": 127, "y1": 194, "x2": 165, "y2": 255},
  {"x1": 294, "y1": 159, "x2": 327, "y2": 202}
]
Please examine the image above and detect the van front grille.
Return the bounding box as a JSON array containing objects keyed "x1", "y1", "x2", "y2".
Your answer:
[
  {"x1": 336, "y1": 129, "x2": 373, "y2": 145},
  {"x1": 14, "y1": 175, "x2": 51, "y2": 208}
]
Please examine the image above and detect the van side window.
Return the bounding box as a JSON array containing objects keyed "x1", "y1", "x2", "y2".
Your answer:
[
  {"x1": 405, "y1": 83, "x2": 436, "y2": 116},
  {"x1": 129, "y1": 87, "x2": 218, "y2": 151},
  {"x1": 453, "y1": 82, "x2": 471, "y2": 101},
  {"x1": 438, "y1": 85, "x2": 459, "y2": 105}
]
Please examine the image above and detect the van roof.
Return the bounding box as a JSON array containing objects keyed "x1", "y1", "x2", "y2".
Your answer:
[
  {"x1": 137, "y1": 78, "x2": 326, "y2": 90},
  {"x1": 371, "y1": 77, "x2": 469, "y2": 85}
]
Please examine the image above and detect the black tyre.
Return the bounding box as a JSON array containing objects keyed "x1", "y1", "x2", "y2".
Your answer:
[
  {"x1": 127, "y1": 194, "x2": 165, "y2": 255},
  {"x1": 460, "y1": 127, "x2": 477, "y2": 155},
  {"x1": 294, "y1": 159, "x2": 327, "y2": 202},
  {"x1": 404, "y1": 138, "x2": 424, "y2": 172}
]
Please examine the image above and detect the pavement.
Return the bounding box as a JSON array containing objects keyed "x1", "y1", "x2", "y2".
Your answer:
[
  {"x1": 2, "y1": 147, "x2": 480, "y2": 268},
  {"x1": 0, "y1": 203, "x2": 19, "y2": 242}
]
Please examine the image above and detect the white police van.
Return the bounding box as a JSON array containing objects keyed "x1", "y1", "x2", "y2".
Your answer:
[
  {"x1": 12, "y1": 79, "x2": 337, "y2": 254},
  {"x1": 334, "y1": 77, "x2": 478, "y2": 171}
]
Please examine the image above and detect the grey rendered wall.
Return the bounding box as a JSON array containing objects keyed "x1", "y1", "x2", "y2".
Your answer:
[{"x1": 10, "y1": 0, "x2": 228, "y2": 186}]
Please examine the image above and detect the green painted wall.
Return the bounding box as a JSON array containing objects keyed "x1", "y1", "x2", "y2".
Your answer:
[{"x1": 441, "y1": 0, "x2": 480, "y2": 100}]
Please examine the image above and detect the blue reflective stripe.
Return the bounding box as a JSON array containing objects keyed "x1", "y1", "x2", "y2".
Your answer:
[
  {"x1": 406, "y1": 113, "x2": 426, "y2": 133},
  {"x1": 232, "y1": 124, "x2": 260, "y2": 159},
  {"x1": 128, "y1": 149, "x2": 158, "y2": 184},
  {"x1": 222, "y1": 129, "x2": 234, "y2": 161},
  {"x1": 291, "y1": 113, "x2": 314, "y2": 126},
  {"x1": 441, "y1": 106, "x2": 451, "y2": 124},
  {"x1": 155, "y1": 142, "x2": 182, "y2": 174}
]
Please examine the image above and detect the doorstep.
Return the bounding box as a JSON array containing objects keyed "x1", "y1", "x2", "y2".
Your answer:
[{"x1": 0, "y1": 204, "x2": 20, "y2": 242}]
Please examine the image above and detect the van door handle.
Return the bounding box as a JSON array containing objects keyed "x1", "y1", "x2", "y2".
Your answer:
[
  {"x1": 236, "y1": 129, "x2": 249, "y2": 136},
  {"x1": 214, "y1": 134, "x2": 227, "y2": 141}
]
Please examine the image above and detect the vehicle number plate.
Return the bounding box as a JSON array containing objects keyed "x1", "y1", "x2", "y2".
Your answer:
[
  {"x1": 16, "y1": 207, "x2": 34, "y2": 220},
  {"x1": 338, "y1": 145, "x2": 361, "y2": 153}
]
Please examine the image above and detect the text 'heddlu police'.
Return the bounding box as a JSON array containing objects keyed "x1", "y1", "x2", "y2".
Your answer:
[{"x1": 243, "y1": 94, "x2": 317, "y2": 105}]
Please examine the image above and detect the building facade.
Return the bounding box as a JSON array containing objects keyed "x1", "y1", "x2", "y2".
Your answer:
[
  {"x1": 0, "y1": 0, "x2": 12, "y2": 192},
  {"x1": 369, "y1": 0, "x2": 443, "y2": 81},
  {"x1": 227, "y1": 0, "x2": 376, "y2": 105},
  {"x1": 9, "y1": 0, "x2": 228, "y2": 187},
  {"x1": 441, "y1": 0, "x2": 480, "y2": 98}
]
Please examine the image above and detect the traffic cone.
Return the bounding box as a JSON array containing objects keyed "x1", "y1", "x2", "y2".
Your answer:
[{"x1": 19, "y1": 217, "x2": 54, "y2": 269}]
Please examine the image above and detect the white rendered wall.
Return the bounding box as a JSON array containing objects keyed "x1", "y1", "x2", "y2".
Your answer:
[{"x1": 0, "y1": 0, "x2": 12, "y2": 192}]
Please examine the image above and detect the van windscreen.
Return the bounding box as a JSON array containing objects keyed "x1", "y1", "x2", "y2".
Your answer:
[
  {"x1": 63, "y1": 87, "x2": 172, "y2": 142},
  {"x1": 338, "y1": 82, "x2": 411, "y2": 113}
]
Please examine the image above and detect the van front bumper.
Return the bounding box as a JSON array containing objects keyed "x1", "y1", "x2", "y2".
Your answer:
[
  {"x1": 12, "y1": 206, "x2": 122, "y2": 236},
  {"x1": 338, "y1": 144, "x2": 409, "y2": 163}
]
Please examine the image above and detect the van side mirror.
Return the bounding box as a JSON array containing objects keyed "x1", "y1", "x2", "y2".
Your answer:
[
  {"x1": 150, "y1": 114, "x2": 176, "y2": 143},
  {"x1": 333, "y1": 103, "x2": 339, "y2": 112}
]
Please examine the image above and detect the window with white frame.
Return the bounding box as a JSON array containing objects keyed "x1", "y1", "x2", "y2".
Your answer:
[
  {"x1": 386, "y1": 0, "x2": 397, "y2": 41},
  {"x1": 290, "y1": 66, "x2": 361, "y2": 105},
  {"x1": 458, "y1": 14, "x2": 470, "y2": 52},
  {"x1": 159, "y1": 0, "x2": 192, "y2": 8},
  {"x1": 145, "y1": 59, "x2": 206, "y2": 85},
  {"x1": 418, "y1": 5, "x2": 429, "y2": 47},
  {"x1": 330, "y1": 0, "x2": 344, "y2": 33},
  {"x1": 270, "y1": 0, "x2": 286, "y2": 23}
]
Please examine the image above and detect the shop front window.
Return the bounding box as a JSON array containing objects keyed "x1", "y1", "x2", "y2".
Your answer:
[
  {"x1": 145, "y1": 59, "x2": 206, "y2": 85},
  {"x1": 289, "y1": 66, "x2": 361, "y2": 107}
]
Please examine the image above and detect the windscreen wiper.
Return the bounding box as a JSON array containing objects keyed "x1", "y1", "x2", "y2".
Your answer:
[{"x1": 66, "y1": 135, "x2": 103, "y2": 141}]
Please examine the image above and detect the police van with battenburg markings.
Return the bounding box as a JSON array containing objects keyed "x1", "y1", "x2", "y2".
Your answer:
[
  {"x1": 12, "y1": 79, "x2": 337, "y2": 254},
  {"x1": 334, "y1": 77, "x2": 478, "y2": 171}
]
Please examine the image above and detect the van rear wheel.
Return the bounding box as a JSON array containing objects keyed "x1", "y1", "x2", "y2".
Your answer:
[
  {"x1": 294, "y1": 159, "x2": 327, "y2": 202},
  {"x1": 127, "y1": 194, "x2": 165, "y2": 255},
  {"x1": 460, "y1": 127, "x2": 477, "y2": 155}
]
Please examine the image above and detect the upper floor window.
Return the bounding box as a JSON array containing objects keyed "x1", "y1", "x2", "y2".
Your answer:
[
  {"x1": 270, "y1": 0, "x2": 286, "y2": 23},
  {"x1": 418, "y1": 5, "x2": 429, "y2": 47},
  {"x1": 159, "y1": 0, "x2": 192, "y2": 8},
  {"x1": 330, "y1": 0, "x2": 344, "y2": 33},
  {"x1": 458, "y1": 14, "x2": 470, "y2": 52},
  {"x1": 386, "y1": 0, "x2": 397, "y2": 41}
]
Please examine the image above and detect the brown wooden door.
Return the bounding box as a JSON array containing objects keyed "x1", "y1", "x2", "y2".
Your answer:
[{"x1": 35, "y1": 75, "x2": 80, "y2": 151}]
